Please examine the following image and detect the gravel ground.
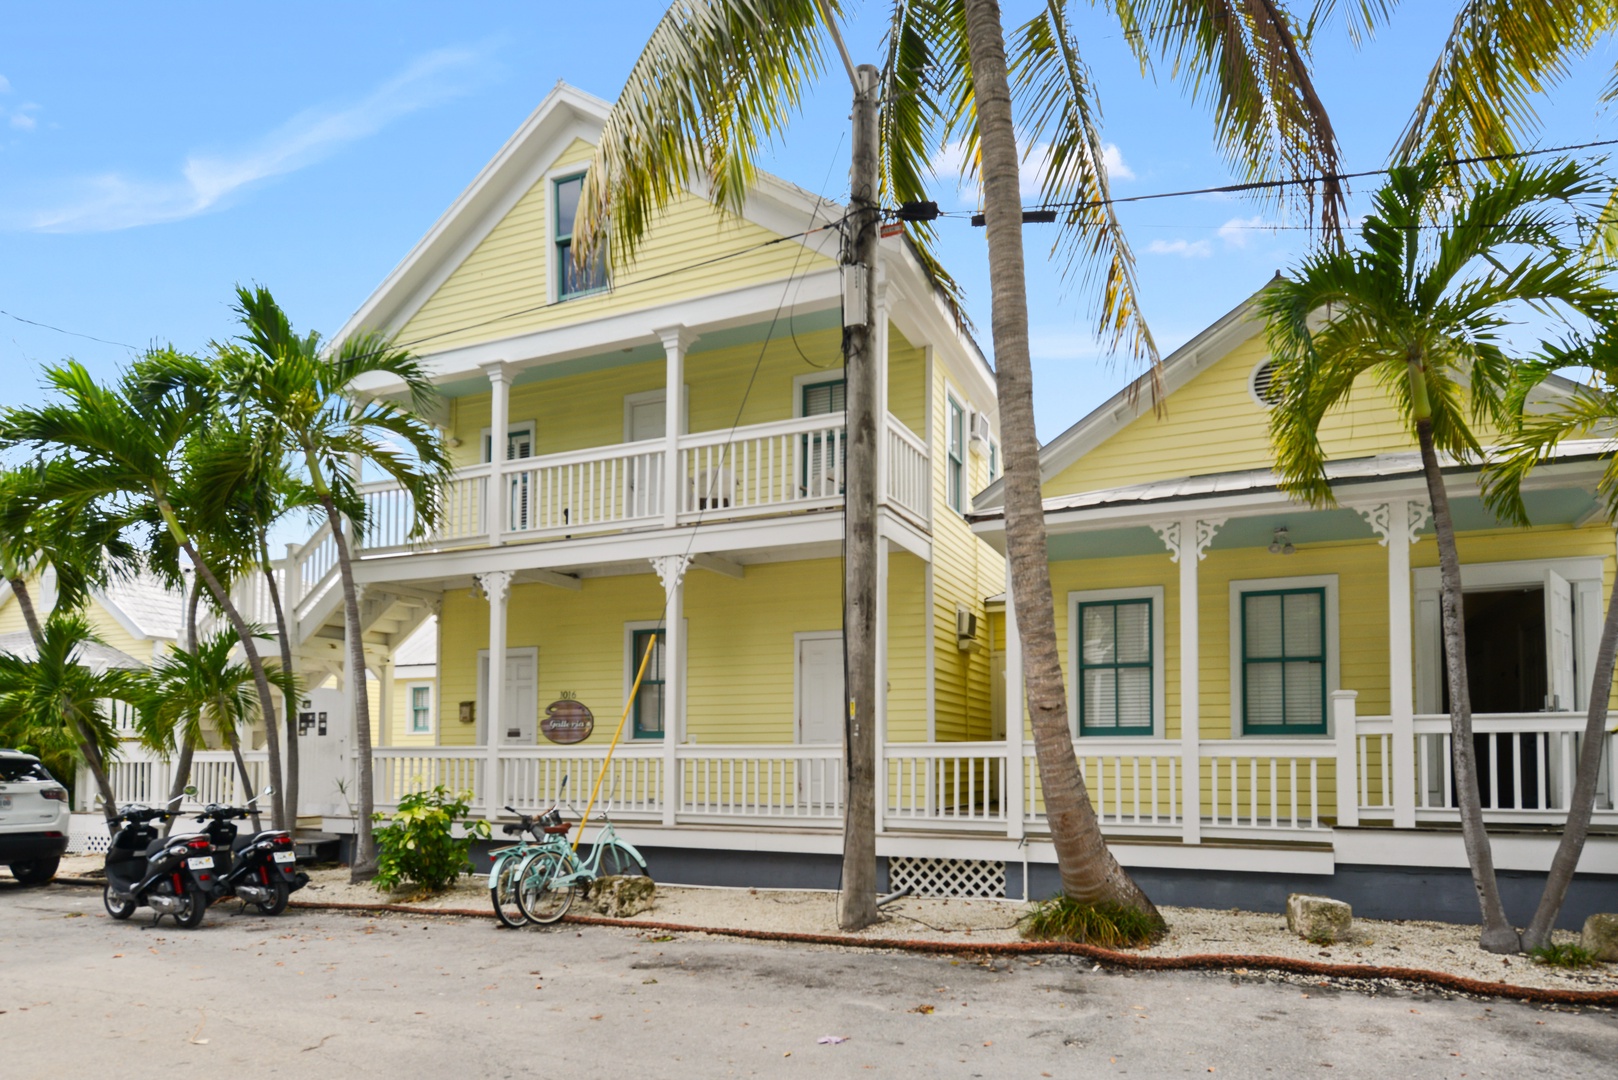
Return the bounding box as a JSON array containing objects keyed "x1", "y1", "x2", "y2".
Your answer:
[{"x1": 50, "y1": 855, "x2": 1615, "y2": 993}]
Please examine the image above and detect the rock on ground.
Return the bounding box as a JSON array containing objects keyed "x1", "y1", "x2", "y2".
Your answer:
[
  {"x1": 1583, "y1": 913, "x2": 1618, "y2": 962},
  {"x1": 590, "y1": 874, "x2": 656, "y2": 917},
  {"x1": 1287, "y1": 893, "x2": 1353, "y2": 943}
]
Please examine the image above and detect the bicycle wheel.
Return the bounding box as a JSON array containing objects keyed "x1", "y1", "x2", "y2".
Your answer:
[
  {"x1": 598, "y1": 842, "x2": 647, "y2": 880},
  {"x1": 489, "y1": 853, "x2": 529, "y2": 929},
  {"x1": 516, "y1": 850, "x2": 575, "y2": 925}
]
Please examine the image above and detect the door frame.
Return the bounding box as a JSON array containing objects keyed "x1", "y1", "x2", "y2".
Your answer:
[
  {"x1": 623, "y1": 387, "x2": 689, "y2": 442},
  {"x1": 474, "y1": 646, "x2": 539, "y2": 746},
  {"x1": 793, "y1": 630, "x2": 845, "y2": 744}
]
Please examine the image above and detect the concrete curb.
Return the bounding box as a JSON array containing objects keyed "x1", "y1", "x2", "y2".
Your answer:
[{"x1": 51, "y1": 877, "x2": 1616, "y2": 1007}]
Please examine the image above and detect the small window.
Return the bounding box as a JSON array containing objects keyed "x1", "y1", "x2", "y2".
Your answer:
[
  {"x1": 1250, "y1": 360, "x2": 1281, "y2": 407},
  {"x1": 1241, "y1": 588, "x2": 1326, "y2": 734},
  {"x1": 988, "y1": 439, "x2": 1000, "y2": 483},
  {"x1": 555, "y1": 174, "x2": 608, "y2": 299},
  {"x1": 1077, "y1": 600, "x2": 1154, "y2": 735},
  {"x1": 802, "y1": 379, "x2": 845, "y2": 417},
  {"x1": 802, "y1": 379, "x2": 846, "y2": 495},
  {"x1": 947, "y1": 396, "x2": 965, "y2": 513},
  {"x1": 630, "y1": 628, "x2": 666, "y2": 739},
  {"x1": 408, "y1": 685, "x2": 433, "y2": 735}
]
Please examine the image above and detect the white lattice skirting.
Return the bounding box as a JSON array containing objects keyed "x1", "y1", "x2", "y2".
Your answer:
[
  {"x1": 887, "y1": 856, "x2": 1006, "y2": 899},
  {"x1": 65, "y1": 814, "x2": 115, "y2": 855}
]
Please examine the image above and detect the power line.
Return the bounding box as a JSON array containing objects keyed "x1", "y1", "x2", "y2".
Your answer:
[{"x1": 0, "y1": 309, "x2": 140, "y2": 351}]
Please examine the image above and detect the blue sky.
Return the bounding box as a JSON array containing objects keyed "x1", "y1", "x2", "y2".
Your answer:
[{"x1": 1, "y1": 3, "x2": 1613, "y2": 441}]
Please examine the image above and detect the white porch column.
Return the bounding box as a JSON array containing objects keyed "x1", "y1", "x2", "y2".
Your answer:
[
  {"x1": 1355, "y1": 499, "x2": 1428, "y2": 829},
  {"x1": 875, "y1": 536, "x2": 889, "y2": 834},
  {"x1": 1003, "y1": 559, "x2": 1025, "y2": 840},
  {"x1": 656, "y1": 327, "x2": 694, "y2": 528},
  {"x1": 873, "y1": 277, "x2": 891, "y2": 507},
  {"x1": 482, "y1": 362, "x2": 513, "y2": 544},
  {"x1": 1155, "y1": 517, "x2": 1223, "y2": 844},
  {"x1": 478, "y1": 570, "x2": 512, "y2": 816},
  {"x1": 377, "y1": 657, "x2": 395, "y2": 749},
  {"x1": 652, "y1": 555, "x2": 692, "y2": 826}
]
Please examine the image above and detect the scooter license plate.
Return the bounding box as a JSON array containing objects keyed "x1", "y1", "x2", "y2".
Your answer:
[
  {"x1": 186, "y1": 856, "x2": 214, "y2": 870},
  {"x1": 272, "y1": 851, "x2": 295, "y2": 864}
]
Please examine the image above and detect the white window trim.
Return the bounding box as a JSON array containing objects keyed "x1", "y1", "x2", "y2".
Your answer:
[
  {"x1": 1412, "y1": 557, "x2": 1603, "y2": 714},
  {"x1": 1228, "y1": 574, "x2": 1340, "y2": 737},
  {"x1": 623, "y1": 387, "x2": 690, "y2": 441},
  {"x1": 623, "y1": 620, "x2": 687, "y2": 741},
  {"x1": 1067, "y1": 586, "x2": 1166, "y2": 738},
  {"x1": 793, "y1": 630, "x2": 844, "y2": 744},
  {"x1": 474, "y1": 646, "x2": 539, "y2": 746},
  {"x1": 793, "y1": 368, "x2": 847, "y2": 416},
  {"x1": 405, "y1": 681, "x2": 435, "y2": 736},
  {"x1": 945, "y1": 390, "x2": 966, "y2": 514},
  {"x1": 480, "y1": 419, "x2": 537, "y2": 463},
  {"x1": 545, "y1": 166, "x2": 611, "y2": 304}
]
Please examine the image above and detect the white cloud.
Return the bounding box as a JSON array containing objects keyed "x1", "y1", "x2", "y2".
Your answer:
[
  {"x1": 19, "y1": 47, "x2": 487, "y2": 233},
  {"x1": 1217, "y1": 215, "x2": 1277, "y2": 248},
  {"x1": 1102, "y1": 143, "x2": 1133, "y2": 182},
  {"x1": 8, "y1": 104, "x2": 39, "y2": 131},
  {"x1": 1146, "y1": 238, "x2": 1212, "y2": 258}
]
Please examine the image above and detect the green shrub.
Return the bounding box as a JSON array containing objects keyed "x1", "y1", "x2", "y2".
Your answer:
[
  {"x1": 372, "y1": 786, "x2": 490, "y2": 893},
  {"x1": 1529, "y1": 942, "x2": 1602, "y2": 969},
  {"x1": 1019, "y1": 896, "x2": 1166, "y2": 948}
]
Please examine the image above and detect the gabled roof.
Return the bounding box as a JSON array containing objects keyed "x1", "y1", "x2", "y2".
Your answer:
[
  {"x1": 0, "y1": 631, "x2": 146, "y2": 673},
  {"x1": 96, "y1": 573, "x2": 185, "y2": 642}
]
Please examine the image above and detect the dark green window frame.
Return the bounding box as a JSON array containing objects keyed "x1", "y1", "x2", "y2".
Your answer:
[
  {"x1": 1076, "y1": 599, "x2": 1155, "y2": 736},
  {"x1": 554, "y1": 173, "x2": 608, "y2": 299},
  {"x1": 801, "y1": 379, "x2": 846, "y2": 494},
  {"x1": 1240, "y1": 587, "x2": 1327, "y2": 735},
  {"x1": 947, "y1": 396, "x2": 965, "y2": 513},
  {"x1": 630, "y1": 628, "x2": 665, "y2": 740}
]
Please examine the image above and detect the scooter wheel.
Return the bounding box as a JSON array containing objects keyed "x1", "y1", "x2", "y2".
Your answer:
[
  {"x1": 103, "y1": 884, "x2": 135, "y2": 920},
  {"x1": 174, "y1": 890, "x2": 207, "y2": 929},
  {"x1": 255, "y1": 880, "x2": 290, "y2": 917}
]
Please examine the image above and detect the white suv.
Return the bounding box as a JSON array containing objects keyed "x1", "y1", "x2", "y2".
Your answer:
[{"x1": 0, "y1": 750, "x2": 71, "y2": 885}]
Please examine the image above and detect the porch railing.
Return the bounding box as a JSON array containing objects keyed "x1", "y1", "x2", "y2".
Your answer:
[
  {"x1": 503, "y1": 443, "x2": 665, "y2": 538},
  {"x1": 886, "y1": 742, "x2": 1007, "y2": 828},
  {"x1": 676, "y1": 415, "x2": 846, "y2": 522},
  {"x1": 677, "y1": 744, "x2": 843, "y2": 820},
  {"x1": 1022, "y1": 740, "x2": 1182, "y2": 831},
  {"x1": 884, "y1": 416, "x2": 931, "y2": 524}
]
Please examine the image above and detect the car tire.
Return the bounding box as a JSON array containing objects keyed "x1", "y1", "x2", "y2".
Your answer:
[{"x1": 9, "y1": 856, "x2": 60, "y2": 886}]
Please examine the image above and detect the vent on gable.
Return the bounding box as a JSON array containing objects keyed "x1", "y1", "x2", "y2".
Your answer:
[{"x1": 1250, "y1": 360, "x2": 1282, "y2": 407}]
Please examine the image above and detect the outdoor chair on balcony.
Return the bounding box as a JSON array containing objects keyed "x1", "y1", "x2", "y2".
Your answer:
[{"x1": 690, "y1": 467, "x2": 734, "y2": 511}]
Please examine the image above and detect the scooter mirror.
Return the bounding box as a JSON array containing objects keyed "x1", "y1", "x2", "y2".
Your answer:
[
  {"x1": 261, "y1": 786, "x2": 275, "y2": 796},
  {"x1": 184, "y1": 785, "x2": 198, "y2": 796}
]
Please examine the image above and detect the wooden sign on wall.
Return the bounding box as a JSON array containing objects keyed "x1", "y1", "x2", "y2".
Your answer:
[{"x1": 541, "y1": 699, "x2": 594, "y2": 745}]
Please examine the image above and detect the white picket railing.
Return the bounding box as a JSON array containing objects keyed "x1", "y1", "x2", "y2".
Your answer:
[
  {"x1": 884, "y1": 415, "x2": 931, "y2": 524},
  {"x1": 676, "y1": 414, "x2": 846, "y2": 522},
  {"x1": 886, "y1": 742, "x2": 1006, "y2": 827},
  {"x1": 1201, "y1": 739, "x2": 1336, "y2": 831},
  {"x1": 374, "y1": 749, "x2": 485, "y2": 809},
  {"x1": 498, "y1": 746, "x2": 664, "y2": 818},
  {"x1": 677, "y1": 744, "x2": 844, "y2": 820},
  {"x1": 501, "y1": 443, "x2": 665, "y2": 537},
  {"x1": 1023, "y1": 741, "x2": 1183, "y2": 830}
]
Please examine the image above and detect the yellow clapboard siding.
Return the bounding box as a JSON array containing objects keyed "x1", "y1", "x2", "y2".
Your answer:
[
  {"x1": 398, "y1": 141, "x2": 835, "y2": 352},
  {"x1": 886, "y1": 551, "x2": 929, "y2": 743},
  {"x1": 887, "y1": 327, "x2": 926, "y2": 436},
  {"x1": 389, "y1": 677, "x2": 438, "y2": 748}
]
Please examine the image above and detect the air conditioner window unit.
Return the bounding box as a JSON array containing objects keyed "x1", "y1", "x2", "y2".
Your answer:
[
  {"x1": 956, "y1": 607, "x2": 978, "y2": 649},
  {"x1": 969, "y1": 410, "x2": 992, "y2": 448}
]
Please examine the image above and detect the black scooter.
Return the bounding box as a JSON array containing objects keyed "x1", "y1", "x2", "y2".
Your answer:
[
  {"x1": 191, "y1": 789, "x2": 308, "y2": 914},
  {"x1": 102, "y1": 792, "x2": 218, "y2": 928}
]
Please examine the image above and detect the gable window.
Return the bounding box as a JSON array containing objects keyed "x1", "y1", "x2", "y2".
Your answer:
[
  {"x1": 1241, "y1": 588, "x2": 1327, "y2": 734},
  {"x1": 630, "y1": 628, "x2": 666, "y2": 739},
  {"x1": 554, "y1": 173, "x2": 608, "y2": 299},
  {"x1": 947, "y1": 395, "x2": 965, "y2": 513},
  {"x1": 408, "y1": 684, "x2": 433, "y2": 735},
  {"x1": 1077, "y1": 600, "x2": 1154, "y2": 735}
]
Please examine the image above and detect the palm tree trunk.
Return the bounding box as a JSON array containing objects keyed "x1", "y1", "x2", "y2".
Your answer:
[
  {"x1": 260, "y1": 533, "x2": 300, "y2": 830},
  {"x1": 962, "y1": 0, "x2": 1157, "y2": 917},
  {"x1": 75, "y1": 713, "x2": 120, "y2": 829},
  {"x1": 318, "y1": 494, "x2": 376, "y2": 880},
  {"x1": 174, "y1": 533, "x2": 288, "y2": 832},
  {"x1": 7, "y1": 576, "x2": 44, "y2": 643},
  {"x1": 1522, "y1": 573, "x2": 1618, "y2": 949},
  {"x1": 162, "y1": 577, "x2": 206, "y2": 840},
  {"x1": 1415, "y1": 419, "x2": 1518, "y2": 952}
]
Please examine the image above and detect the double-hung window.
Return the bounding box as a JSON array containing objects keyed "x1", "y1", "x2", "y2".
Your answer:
[
  {"x1": 1077, "y1": 599, "x2": 1154, "y2": 735},
  {"x1": 947, "y1": 396, "x2": 965, "y2": 513},
  {"x1": 408, "y1": 685, "x2": 432, "y2": 735},
  {"x1": 554, "y1": 173, "x2": 608, "y2": 299},
  {"x1": 801, "y1": 379, "x2": 846, "y2": 496},
  {"x1": 1241, "y1": 588, "x2": 1327, "y2": 734},
  {"x1": 630, "y1": 628, "x2": 666, "y2": 739}
]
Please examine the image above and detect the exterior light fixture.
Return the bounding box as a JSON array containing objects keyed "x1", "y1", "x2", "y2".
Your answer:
[{"x1": 1268, "y1": 527, "x2": 1296, "y2": 555}]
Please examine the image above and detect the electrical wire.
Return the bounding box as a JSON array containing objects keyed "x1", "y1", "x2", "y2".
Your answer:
[{"x1": 0, "y1": 309, "x2": 140, "y2": 351}]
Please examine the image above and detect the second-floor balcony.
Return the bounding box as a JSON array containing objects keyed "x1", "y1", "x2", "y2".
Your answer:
[{"x1": 351, "y1": 410, "x2": 931, "y2": 556}]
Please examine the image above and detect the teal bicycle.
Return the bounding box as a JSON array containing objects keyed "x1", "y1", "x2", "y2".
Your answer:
[
  {"x1": 514, "y1": 801, "x2": 648, "y2": 924},
  {"x1": 488, "y1": 780, "x2": 576, "y2": 928}
]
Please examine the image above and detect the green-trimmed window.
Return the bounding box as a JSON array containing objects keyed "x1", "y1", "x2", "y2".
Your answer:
[
  {"x1": 555, "y1": 174, "x2": 608, "y2": 299},
  {"x1": 631, "y1": 628, "x2": 666, "y2": 739},
  {"x1": 1241, "y1": 588, "x2": 1326, "y2": 734},
  {"x1": 1077, "y1": 599, "x2": 1153, "y2": 735},
  {"x1": 802, "y1": 379, "x2": 846, "y2": 494},
  {"x1": 947, "y1": 396, "x2": 965, "y2": 513},
  {"x1": 409, "y1": 685, "x2": 431, "y2": 734}
]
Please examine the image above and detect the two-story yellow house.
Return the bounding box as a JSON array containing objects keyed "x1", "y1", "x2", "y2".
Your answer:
[
  {"x1": 254, "y1": 83, "x2": 1008, "y2": 890},
  {"x1": 972, "y1": 286, "x2": 1618, "y2": 922}
]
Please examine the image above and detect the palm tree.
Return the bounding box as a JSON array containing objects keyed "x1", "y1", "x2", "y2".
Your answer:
[
  {"x1": 222, "y1": 285, "x2": 449, "y2": 880},
  {"x1": 0, "y1": 354, "x2": 291, "y2": 830},
  {"x1": 0, "y1": 613, "x2": 145, "y2": 826},
  {"x1": 1259, "y1": 155, "x2": 1614, "y2": 953},
  {"x1": 572, "y1": 0, "x2": 1343, "y2": 926},
  {"x1": 1481, "y1": 331, "x2": 1618, "y2": 950},
  {"x1": 140, "y1": 628, "x2": 282, "y2": 834}
]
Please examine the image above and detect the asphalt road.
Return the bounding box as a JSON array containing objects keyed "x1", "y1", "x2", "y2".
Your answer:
[{"x1": 3, "y1": 881, "x2": 1615, "y2": 1079}]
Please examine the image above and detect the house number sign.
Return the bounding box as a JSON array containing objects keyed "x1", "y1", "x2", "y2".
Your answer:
[{"x1": 541, "y1": 699, "x2": 594, "y2": 745}]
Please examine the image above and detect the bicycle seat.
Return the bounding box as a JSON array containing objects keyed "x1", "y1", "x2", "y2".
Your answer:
[
  {"x1": 542, "y1": 823, "x2": 572, "y2": 835},
  {"x1": 501, "y1": 823, "x2": 524, "y2": 837}
]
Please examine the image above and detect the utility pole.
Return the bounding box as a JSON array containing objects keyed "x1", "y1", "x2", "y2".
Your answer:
[{"x1": 837, "y1": 59, "x2": 881, "y2": 932}]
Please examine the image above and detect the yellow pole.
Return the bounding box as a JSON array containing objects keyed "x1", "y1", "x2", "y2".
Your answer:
[{"x1": 574, "y1": 636, "x2": 658, "y2": 851}]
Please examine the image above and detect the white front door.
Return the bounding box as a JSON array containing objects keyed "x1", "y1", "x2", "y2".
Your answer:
[
  {"x1": 797, "y1": 635, "x2": 844, "y2": 808},
  {"x1": 477, "y1": 649, "x2": 538, "y2": 745},
  {"x1": 627, "y1": 393, "x2": 665, "y2": 515}
]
